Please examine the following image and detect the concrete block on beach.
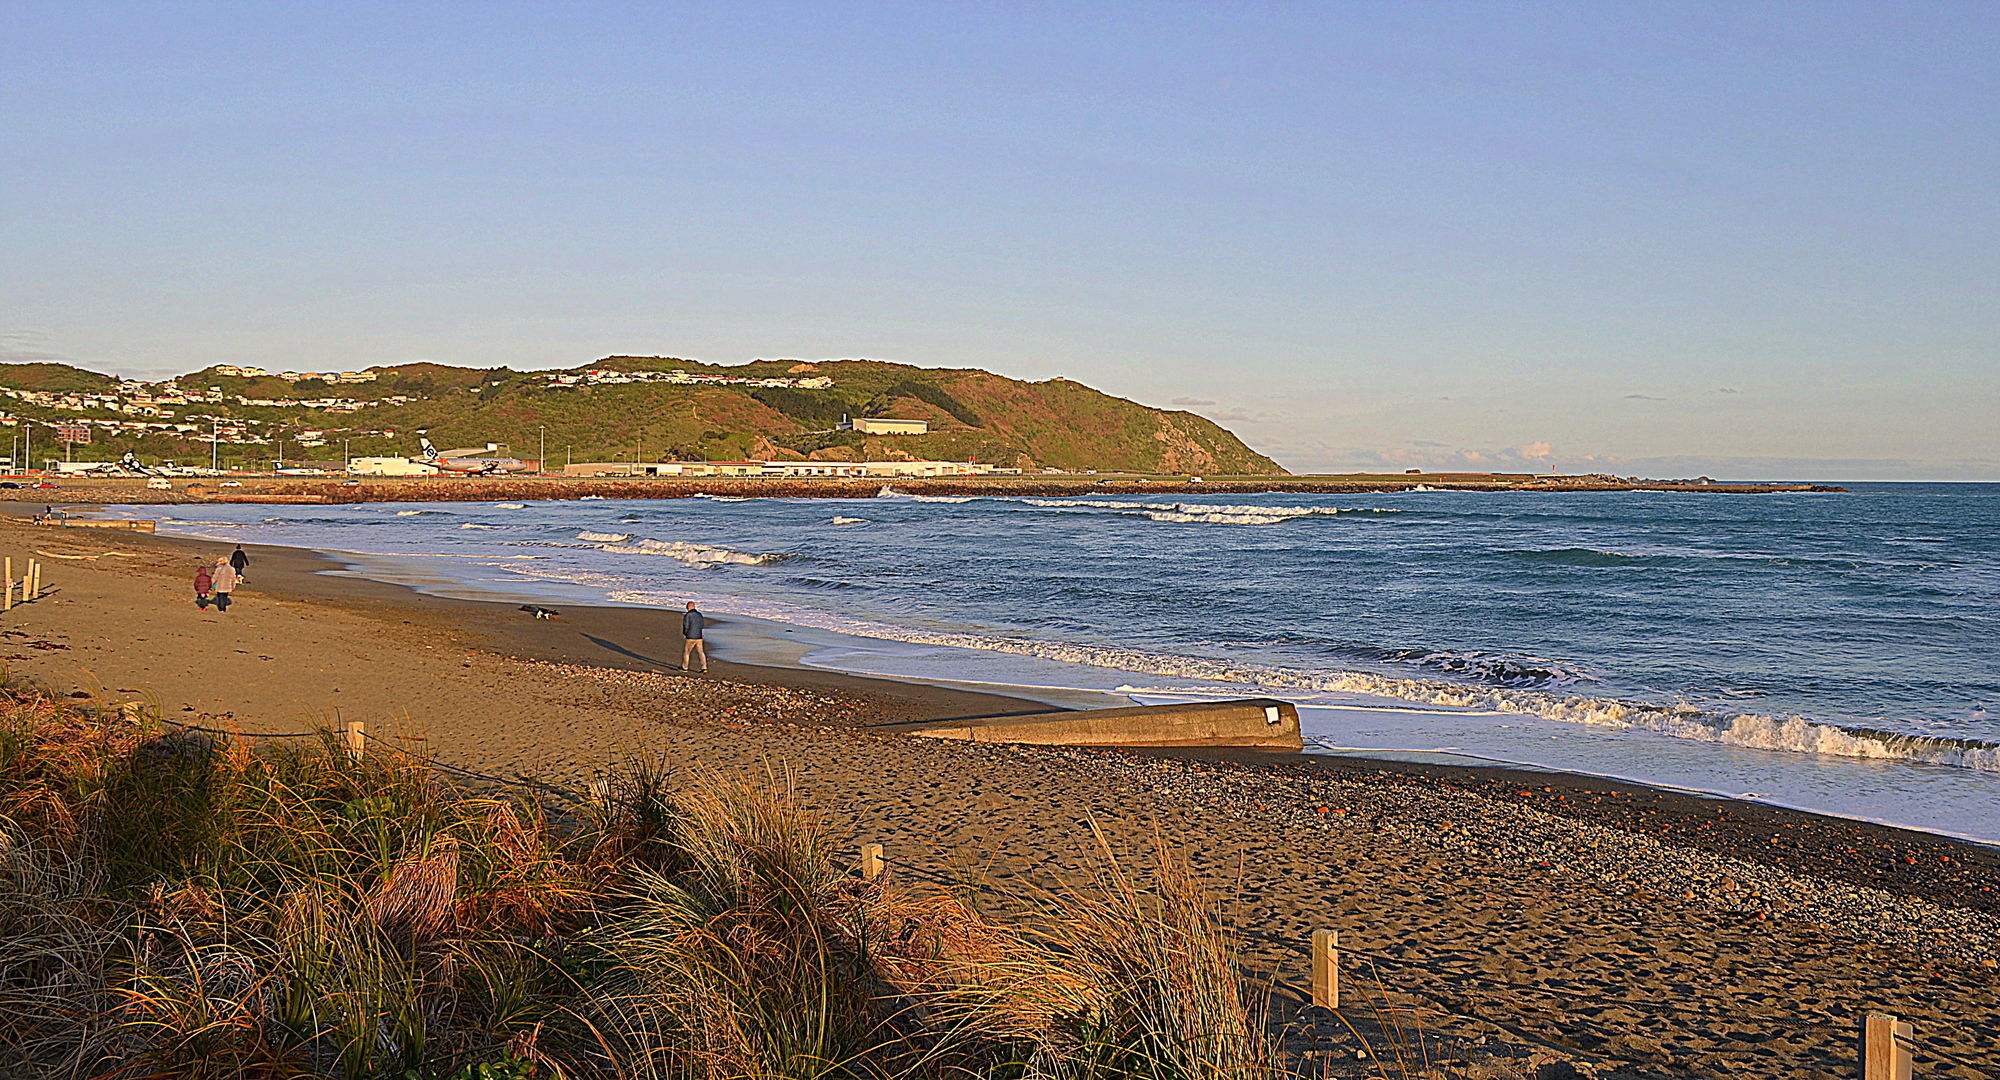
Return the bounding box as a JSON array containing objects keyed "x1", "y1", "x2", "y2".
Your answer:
[{"x1": 899, "y1": 699, "x2": 1302, "y2": 751}]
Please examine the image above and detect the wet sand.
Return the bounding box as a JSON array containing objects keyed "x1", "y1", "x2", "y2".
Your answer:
[{"x1": 3, "y1": 509, "x2": 1995, "y2": 1077}]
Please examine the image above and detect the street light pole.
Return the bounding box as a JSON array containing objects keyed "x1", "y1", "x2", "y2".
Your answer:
[
  {"x1": 539, "y1": 425, "x2": 546, "y2": 475},
  {"x1": 211, "y1": 419, "x2": 219, "y2": 473}
]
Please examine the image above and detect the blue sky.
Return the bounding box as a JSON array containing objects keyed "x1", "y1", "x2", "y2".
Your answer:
[{"x1": 3, "y1": 2, "x2": 1994, "y2": 479}]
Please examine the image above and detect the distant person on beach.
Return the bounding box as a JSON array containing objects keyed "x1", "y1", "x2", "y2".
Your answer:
[
  {"x1": 229, "y1": 544, "x2": 250, "y2": 582},
  {"x1": 193, "y1": 563, "x2": 214, "y2": 609},
  {"x1": 681, "y1": 601, "x2": 708, "y2": 672},
  {"x1": 209, "y1": 557, "x2": 238, "y2": 612}
]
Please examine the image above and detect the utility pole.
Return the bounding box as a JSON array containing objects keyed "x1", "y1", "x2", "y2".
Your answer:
[
  {"x1": 343, "y1": 438, "x2": 351, "y2": 469},
  {"x1": 539, "y1": 425, "x2": 546, "y2": 475},
  {"x1": 211, "y1": 418, "x2": 219, "y2": 472}
]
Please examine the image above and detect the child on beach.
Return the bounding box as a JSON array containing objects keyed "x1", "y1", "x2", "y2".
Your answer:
[
  {"x1": 193, "y1": 563, "x2": 213, "y2": 609},
  {"x1": 209, "y1": 557, "x2": 238, "y2": 612}
]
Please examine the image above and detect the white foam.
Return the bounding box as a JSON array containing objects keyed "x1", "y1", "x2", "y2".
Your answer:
[
  {"x1": 830, "y1": 516, "x2": 867, "y2": 525},
  {"x1": 458, "y1": 523, "x2": 502, "y2": 530},
  {"x1": 597, "y1": 538, "x2": 789, "y2": 566},
  {"x1": 875, "y1": 486, "x2": 975, "y2": 502},
  {"x1": 575, "y1": 530, "x2": 632, "y2": 543},
  {"x1": 495, "y1": 503, "x2": 527, "y2": 510},
  {"x1": 1018, "y1": 498, "x2": 1392, "y2": 524}
]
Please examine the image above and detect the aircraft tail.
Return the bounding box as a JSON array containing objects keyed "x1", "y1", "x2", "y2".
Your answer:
[{"x1": 418, "y1": 436, "x2": 440, "y2": 461}]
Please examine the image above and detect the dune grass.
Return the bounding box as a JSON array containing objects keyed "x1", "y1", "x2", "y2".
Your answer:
[{"x1": 0, "y1": 690, "x2": 1298, "y2": 1080}]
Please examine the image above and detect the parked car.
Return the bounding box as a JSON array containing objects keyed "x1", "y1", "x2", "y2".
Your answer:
[
  {"x1": 32, "y1": 482, "x2": 57, "y2": 489},
  {"x1": 220, "y1": 480, "x2": 243, "y2": 488},
  {"x1": 341, "y1": 478, "x2": 362, "y2": 486},
  {"x1": 0, "y1": 482, "x2": 20, "y2": 489},
  {"x1": 146, "y1": 478, "x2": 173, "y2": 490}
]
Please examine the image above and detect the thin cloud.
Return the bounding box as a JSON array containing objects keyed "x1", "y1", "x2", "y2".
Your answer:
[
  {"x1": 1716, "y1": 387, "x2": 1743, "y2": 394},
  {"x1": 1624, "y1": 393, "x2": 1665, "y2": 401},
  {"x1": 1170, "y1": 396, "x2": 1216, "y2": 406},
  {"x1": 0, "y1": 331, "x2": 73, "y2": 364}
]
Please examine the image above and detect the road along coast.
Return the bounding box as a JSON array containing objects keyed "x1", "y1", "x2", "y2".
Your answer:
[{"x1": 1, "y1": 509, "x2": 1993, "y2": 1076}]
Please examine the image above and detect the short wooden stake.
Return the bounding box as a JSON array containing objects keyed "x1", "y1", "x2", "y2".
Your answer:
[
  {"x1": 342, "y1": 720, "x2": 366, "y2": 760},
  {"x1": 1311, "y1": 929, "x2": 1340, "y2": 1010},
  {"x1": 1862, "y1": 1012, "x2": 1913, "y2": 1080},
  {"x1": 859, "y1": 842, "x2": 884, "y2": 881},
  {"x1": 3, "y1": 557, "x2": 11, "y2": 610}
]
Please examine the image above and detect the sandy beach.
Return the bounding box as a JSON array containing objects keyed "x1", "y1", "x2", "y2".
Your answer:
[{"x1": 4, "y1": 508, "x2": 1997, "y2": 1077}]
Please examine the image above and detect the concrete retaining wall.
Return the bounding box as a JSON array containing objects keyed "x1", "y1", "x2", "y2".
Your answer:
[{"x1": 902, "y1": 699, "x2": 1302, "y2": 750}]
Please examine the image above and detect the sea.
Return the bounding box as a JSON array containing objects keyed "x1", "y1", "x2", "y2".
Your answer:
[{"x1": 113, "y1": 482, "x2": 2000, "y2": 844}]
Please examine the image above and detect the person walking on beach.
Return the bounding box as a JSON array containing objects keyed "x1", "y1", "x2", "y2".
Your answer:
[
  {"x1": 193, "y1": 562, "x2": 214, "y2": 609},
  {"x1": 209, "y1": 557, "x2": 239, "y2": 613},
  {"x1": 681, "y1": 601, "x2": 708, "y2": 672},
  {"x1": 229, "y1": 544, "x2": 250, "y2": 583}
]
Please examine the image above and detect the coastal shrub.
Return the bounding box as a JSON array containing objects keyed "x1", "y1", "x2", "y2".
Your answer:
[{"x1": 0, "y1": 690, "x2": 1291, "y2": 1080}]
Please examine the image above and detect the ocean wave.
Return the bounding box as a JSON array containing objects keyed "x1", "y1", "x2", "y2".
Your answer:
[
  {"x1": 597, "y1": 538, "x2": 790, "y2": 566},
  {"x1": 876, "y1": 486, "x2": 976, "y2": 503},
  {"x1": 1505, "y1": 547, "x2": 1923, "y2": 573},
  {"x1": 1019, "y1": 498, "x2": 1396, "y2": 525},
  {"x1": 1383, "y1": 649, "x2": 1597, "y2": 688},
  {"x1": 495, "y1": 503, "x2": 527, "y2": 510},
  {"x1": 458, "y1": 523, "x2": 503, "y2": 530},
  {"x1": 576, "y1": 530, "x2": 633, "y2": 543},
  {"x1": 635, "y1": 609, "x2": 2000, "y2": 774},
  {"x1": 830, "y1": 516, "x2": 868, "y2": 525},
  {"x1": 393, "y1": 509, "x2": 432, "y2": 516},
  {"x1": 693, "y1": 494, "x2": 751, "y2": 502}
]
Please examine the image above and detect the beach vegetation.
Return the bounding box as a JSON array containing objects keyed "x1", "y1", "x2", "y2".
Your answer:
[{"x1": 0, "y1": 689, "x2": 1303, "y2": 1080}]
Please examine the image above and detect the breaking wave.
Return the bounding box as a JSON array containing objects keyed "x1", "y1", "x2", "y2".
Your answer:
[
  {"x1": 875, "y1": 487, "x2": 975, "y2": 503},
  {"x1": 596, "y1": 537, "x2": 791, "y2": 567},
  {"x1": 1382, "y1": 649, "x2": 1597, "y2": 688},
  {"x1": 1019, "y1": 498, "x2": 1397, "y2": 525},
  {"x1": 830, "y1": 516, "x2": 868, "y2": 525},
  {"x1": 728, "y1": 619, "x2": 2000, "y2": 773},
  {"x1": 576, "y1": 530, "x2": 632, "y2": 543},
  {"x1": 458, "y1": 523, "x2": 502, "y2": 530}
]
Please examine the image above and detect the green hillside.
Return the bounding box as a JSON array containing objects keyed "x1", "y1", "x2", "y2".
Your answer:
[{"x1": 3, "y1": 357, "x2": 1285, "y2": 474}]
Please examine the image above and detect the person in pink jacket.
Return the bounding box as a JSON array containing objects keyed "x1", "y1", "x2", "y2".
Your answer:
[
  {"x1": 209, "y1": 557, "x2": 239, "y2": 612},
  {"x1": 193, "y1": 563, "x2": 214, "y2": 609}
]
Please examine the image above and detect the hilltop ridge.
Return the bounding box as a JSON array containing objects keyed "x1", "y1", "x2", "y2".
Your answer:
[{"x1": 0, "y1": 356, "x2": 1285, "y2": 474}]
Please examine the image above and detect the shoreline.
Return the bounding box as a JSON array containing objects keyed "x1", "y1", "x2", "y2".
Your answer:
[
  {"x1": 5, "y1": 507, "x2": 1998, "y2": 1073},
  {"x1": 12, "y1": 502, "x2": 2000, "y2": 886},
  {"x1": 86, "y1": 497, "x2": 2000, "y2": 849},
  {"x1": 4, "y1": 473, "x2": 1845, "y2": 507}
]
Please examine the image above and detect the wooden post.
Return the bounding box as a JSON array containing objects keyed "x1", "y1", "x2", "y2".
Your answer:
[
  {"x1": 859, "y1": 842, "x2": 884, "y2": 881},
  {"x1": 3, "y1": 557, "x2": 11, "y2": 610},
  {"x1": 342, "y1": 720, "x2": 366, "y2": 759},
  {"x1": 1862, "y1": 1013, "x2": 1913, "y2": 1080},
  {"x1": 1311, "y1": 929, "x2": 1340, "y2": 1009}
]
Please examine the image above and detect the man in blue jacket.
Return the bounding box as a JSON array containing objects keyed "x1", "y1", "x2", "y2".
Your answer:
[{"x1": 681, "y1": 601, "x2": 709, "y2": 673}]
